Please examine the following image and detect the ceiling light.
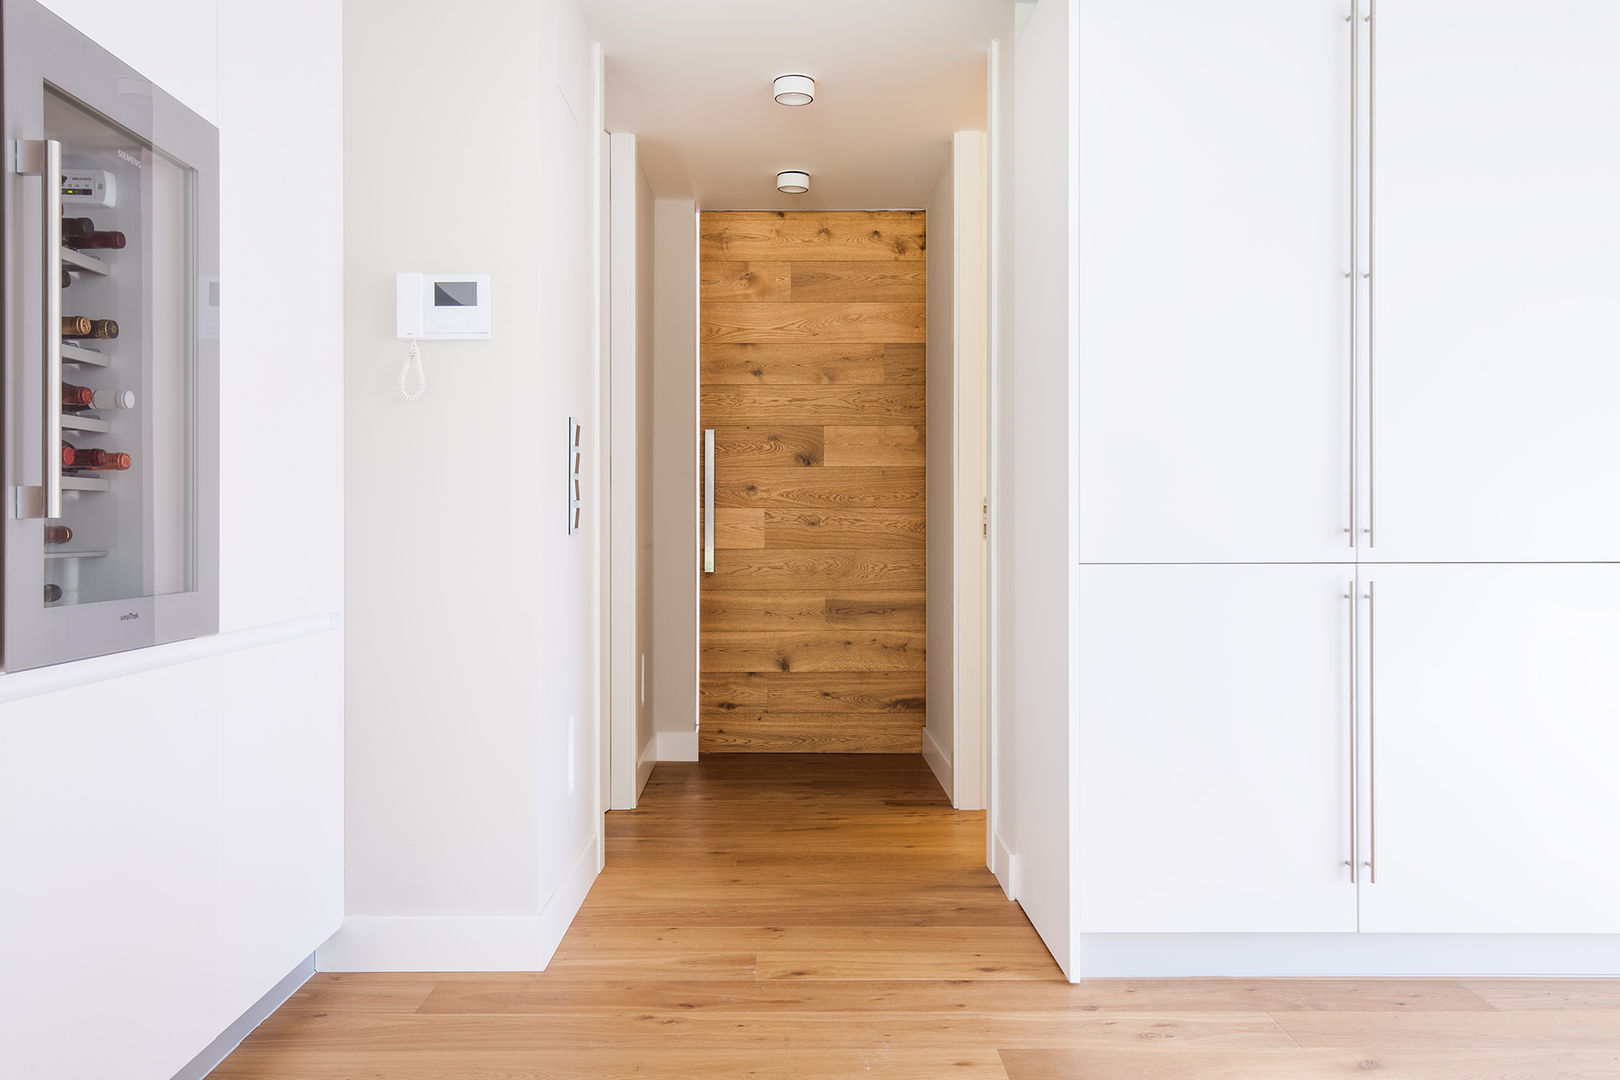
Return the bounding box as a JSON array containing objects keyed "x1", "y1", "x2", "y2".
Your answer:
[
  {"x1": 773, "y1": 74, "x2": 815, "y2": 106},
  {"x1": 776, "y1": 170, "x2": 811, "y2": 194}
]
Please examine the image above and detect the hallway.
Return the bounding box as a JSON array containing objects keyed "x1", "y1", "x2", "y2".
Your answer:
[{"x1": 214, "y1": 755, "x2": 1620, "y2": 1078}]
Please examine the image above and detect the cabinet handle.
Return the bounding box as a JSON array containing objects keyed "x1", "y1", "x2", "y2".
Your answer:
[
  {"x1": 1346, "y1": 3, "x2": 1359, "y2": 548},
  {"x1": 12, "y1": 138, "x2": 64, "y2": 520},
  {"x1": 1345, "y1": 583, "x2": 1358, "y2": 884},
  {"x1": 1363, "y1": 581, "x2": 1377, "y2": 883},
  {"x1": 1365, "y1": 2, "x2": 1376, "y2": 549},
  {"x1": 702, "y1": 428, "x2": 715, "y2": 574}
]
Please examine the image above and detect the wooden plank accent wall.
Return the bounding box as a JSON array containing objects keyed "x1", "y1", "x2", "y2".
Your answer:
[{"x1": 700, "y1": 211, "x2": 926, "y2": 754}]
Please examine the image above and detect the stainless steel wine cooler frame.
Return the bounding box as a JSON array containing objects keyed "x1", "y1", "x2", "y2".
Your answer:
[{"x1": 2, "y1": 0, "x2": 219, "y2": 671}]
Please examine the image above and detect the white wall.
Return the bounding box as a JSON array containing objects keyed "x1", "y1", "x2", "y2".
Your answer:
[
  {"x1": 925, "y1": 132, "x2": 990, "y2": 811},
  {"x1": 992, "y1": 0, "x2": 1079, "y2": 978},
  {"x1": 650, "y1": 199, "x2": 699, "y2": 760},
  {"x1": 0, "y1": 1, "x2": 345, "y2": 1076},
  {"x1": 608, "y1": 133, "x2": 657, "y2": 808},
  {"x1": 328, "y1": 0, "x2": 602, "y2": 970},
  {"x1": 925, "y1": 154, "x2": 958, "y2": 800}
]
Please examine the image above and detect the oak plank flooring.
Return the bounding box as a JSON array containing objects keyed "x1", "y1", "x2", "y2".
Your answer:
[{"x1": 215, "y1": 757, "x2": 1615, "y2": 1080}]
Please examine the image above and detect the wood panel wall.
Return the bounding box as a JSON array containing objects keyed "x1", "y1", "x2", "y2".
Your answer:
[{"x1": 699, "y1": 211, "x2": 926, "y2": 754}]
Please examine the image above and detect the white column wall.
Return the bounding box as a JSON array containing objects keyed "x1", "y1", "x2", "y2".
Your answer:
[{"x1": 0, "y1": 1, "x2": 346, "y2": 1075}]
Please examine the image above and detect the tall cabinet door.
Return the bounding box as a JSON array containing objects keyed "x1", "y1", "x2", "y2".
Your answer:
[
  {"x1": 1077, "y1": 565, "x2": 1358, "y2": 933},
  {"x1": 1078, "y1": 0, "x2": 1355, "y2": 563},
  {"x1": 1357, "y1": 565, "x2": 1620, "y2": 933},
  {"x1": 1366, "y1": 1, "x2": 1620, "y2": 561}
]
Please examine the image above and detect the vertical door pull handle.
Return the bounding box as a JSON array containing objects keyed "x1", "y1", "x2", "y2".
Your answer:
[
  {"x1": 1365, "y1": 1, "x2": 1376, "y2": 548},
  {"x1": 1345, "y1": 584, "x2": 1358, "y2": 884},
  {"x1": 1347, "y1": 3, "x2": 1359, "y2": 548},
  {"x1": 13, "y1": 139, "x2": 64, "y2": 520},
  {"x1": 1364, "y1": 581, "x2": 1377, "y2": 883},
  {"x1": 702, "y1": 428, "x2": 715, "y2": 574}
]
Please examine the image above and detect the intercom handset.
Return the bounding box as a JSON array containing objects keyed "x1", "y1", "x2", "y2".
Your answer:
[{"x1": 394, "y1": 273, "x2": 492, "y2": 401}]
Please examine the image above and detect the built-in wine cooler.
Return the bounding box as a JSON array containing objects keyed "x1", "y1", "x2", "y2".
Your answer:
[{"x1": 3, "y1": 0, "x2": 218, "y2": 670}]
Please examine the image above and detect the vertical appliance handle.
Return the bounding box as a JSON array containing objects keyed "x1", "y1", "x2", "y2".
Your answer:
[
  {"x1": 13, "y1": 139, "x2": 65, "y2": 520},
  {"x1": 1345, "y1": 581, "x2": 1358, "y2": 884},
  {"x1": 1364, "y1": 580, "x2": 1377, "y2": 883},
  {"x1": 702, "y1": 428, "x2": 715, "y2": 574},
  {"x1": 1346, "y1": 1, "x2": 1359, "y2": 549},
  {"x1": 1365, "y1": 1, "x2": 1376, "y2": 549}
]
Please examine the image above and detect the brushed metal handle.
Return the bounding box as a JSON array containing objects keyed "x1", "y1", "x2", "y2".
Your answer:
[
  {"x1": 1346, "y1": 3, "x2": 1359, "y2": 548},
  {"x1": 1364, "y1": 580, "x2": 1377, "y2": 884},
  {"x1": 1345, "y1": 583, "x2": 1358, "y2": 884},
  {"x1": 1364, "y1": 1, "x2": 1376, "y2": 549},
  {"x1": 702, "y1": 428, "x2": 715, "y2": 574},
  {"x1": 13, "y1": 139, "x2": 64, "y2": 521}
]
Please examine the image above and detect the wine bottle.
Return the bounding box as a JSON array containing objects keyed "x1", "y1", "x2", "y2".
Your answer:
[
  {"x1": 61, "y1": 216, "x2": 96, "y2": 239},
  {"x1": 44, "y1": 583, "x2": 63, "y2": 603},
  {"x1": 45, "y1": 525, "x2": 72, "y2": 544},
  {"x1": 62, "y1": 387, "x2": 135, "y2": 413},
  {"x1": 61, "y1": 267, "x2": 72, "y2": 289},
  {"x1": 70, "y1": 450, "x2": 130, "y2": 471},
  {"x1": 62, "y1": 383, "x2": 94, "y2": 408},
  {"x1": 61, "y1": 317, "x2": 117, "y2": 339},
  {"x1": 63, "y1": 229, "x2": 126, "y2": 251},
  {"x1": 61, "y1": 442, "x2": 78, "y2": 467},
  {"x1": 66, "y1": 446, "x2": 107, "y2": 468}
]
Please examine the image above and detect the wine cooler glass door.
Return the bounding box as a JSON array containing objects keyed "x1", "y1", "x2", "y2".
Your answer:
[{"x1": 3, "y1": 0, "x2": 218, "y2": 671}]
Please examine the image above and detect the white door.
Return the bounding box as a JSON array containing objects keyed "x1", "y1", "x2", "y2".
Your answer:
[
  {"x1": 1077, "y1": 0, "x2": 1354, "y2": 563},
  {"x1": 1077, "y1": 564, "x2": 1358, "y2": 933},
  {"x1": 1357, "y1": 564, "x2": 1620, "y2": 933},
  {"x1": 1365, "y1": 1, "x2": 1620, "y2": 561}
]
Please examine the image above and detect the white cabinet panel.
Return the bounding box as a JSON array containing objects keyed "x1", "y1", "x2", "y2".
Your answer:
[
  {"x1": 1357, "y1": 565, "x2": 1620, "y2": 933},
  {"x1": 1366, "y1": 1, "x2": 1620, "y2": 561},
  {"x1": 1078, "y1": 565, "x2": 1358, "y2": 933},
  {"x1": 1078, "y1": 0, "x2": 1354, "y2": 563}
]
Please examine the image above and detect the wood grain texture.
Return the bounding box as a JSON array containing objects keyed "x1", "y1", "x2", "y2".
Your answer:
[
  {"x1": 701, "y1": 343, "x2": 888, "y2": 385},
  {"x1": 213, "y1": 757, "x2": 1604, "y2": 1080},
  {"x1": 701, "y1": 212, "x2": 927, "y2": 752},
  {"x1": 701, "y1": 211, "x2": 926, "y2": 261}
]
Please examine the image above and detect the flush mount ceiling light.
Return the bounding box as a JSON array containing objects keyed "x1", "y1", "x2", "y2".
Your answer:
[
  {"x1": 776, "y1": 170, "x2": 811, "y2": 194},
  {"x1": 773, "y1": 74, "x2": 816, "y2": 106}
]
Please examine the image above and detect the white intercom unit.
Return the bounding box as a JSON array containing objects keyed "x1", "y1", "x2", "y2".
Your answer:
[{"x1": 396, "y1": 273, "x2": 492, "y2": 340}]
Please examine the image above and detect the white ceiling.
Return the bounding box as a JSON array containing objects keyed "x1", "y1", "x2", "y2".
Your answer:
[{"x1": 578, "y1": 0, "x2": 1012, "y2": 210}]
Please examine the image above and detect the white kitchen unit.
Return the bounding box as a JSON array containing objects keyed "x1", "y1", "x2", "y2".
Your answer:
[
  {"x1": 1067, "y1": 0, "x2": 1620, "y2": 974},
  {"x1": 1364, "y1": 1, "x2": 1620, "y2": 562},
  {"x1": 1354, "y1": 564, "x2": 1620, "y2": 934},
  {"x1": 1076, "y1": 0, "x2": 1354, "y2": 564},
  {"x1": 1077, "y1": 564, "x2": 1357, "y2": 933}
]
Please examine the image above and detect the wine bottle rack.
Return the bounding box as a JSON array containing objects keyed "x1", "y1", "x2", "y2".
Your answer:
[
  {"x1": 60, "y1": 246, "x2": 109, "y2": 275},
  {"x1": 44, "y1": 550, "x2": 107, "y2": 560},
  {"x1": 60, "y1": 413, "x2": 110, "y2": 434},
  {"x1": 61, "y1": 342, "x2": 109, "y2": 366},
  {"x1": 60, "y1": 475, "x2": 109, "y2": 493}
]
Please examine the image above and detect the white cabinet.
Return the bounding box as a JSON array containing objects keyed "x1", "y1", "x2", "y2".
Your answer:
[
  {"x1": 1077, "y1": 564, "x2": 1358, "y2": 933},
  {"x1": 1364, "y1": 1, "x2": 1620, "y2": 561},
  {"x1": 1077, "y1": 0, "x2": 1355, "y2": 563},
  {"x1": 1355, "y1": 565, "x2": 1620, "y2": 933}
]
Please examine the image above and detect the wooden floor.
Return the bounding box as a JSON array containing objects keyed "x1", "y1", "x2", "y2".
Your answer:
[{"x1": 217, "y1": 755, "x2": 1620, "y2": 1079}]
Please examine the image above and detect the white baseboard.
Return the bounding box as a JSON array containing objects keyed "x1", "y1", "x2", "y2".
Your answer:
[
  {"x1": 1077, "y1": 933, "x2": 1620, "y2": 979},
  {"x1": 921, "y1": 725, "x2": 953, "y2": 804},
  {"x1": 991, "y1": 830, "x2": 1017, "y2": 900},
  {"x1": 656, "y1": 728, "x2": 699, "y2": 762},
  {"x1": 636, "y1": 736, "x2": 657, "y2": 796},
  {"x1": 315, "y1": 830, "x2": 600, "y2": 972}
]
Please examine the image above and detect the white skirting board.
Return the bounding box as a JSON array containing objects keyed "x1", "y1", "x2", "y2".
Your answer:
[
  {"x1": 636, "y1": 736, "x2": 657, "y2": 796},
  {"x1": 1077, "y1": 934, "x2": 1620, "y2": 979},
  {"x1": 656, "y1": 729, "x2": 699, "y2": 762},
  {"x1": 316, "y1": 831, "x2": 600, "y2": 972},
  {"x1": 991, "y1": 830, "x2": 1017, "y2": 900},
  {"x1": 921, "y1": 726, "x2": 953, "y2": 804}
]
